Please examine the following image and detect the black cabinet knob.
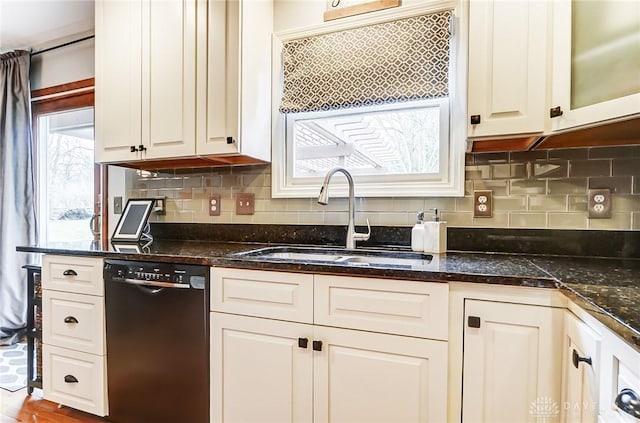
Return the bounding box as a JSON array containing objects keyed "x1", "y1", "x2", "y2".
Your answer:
[
  {"x1": 64, "y1": 316, "x2": 79, "y2": 324},
  {"x1": 298, "y1": 338, "x2": 308, "y2": 349},
  {"x1": 62, "y1": 269, "x2": 77, "y2": 276},
  {"x1": 470, "y1": 115, "x2": 481, "y2": 125},
  {"x1": 130, "y1": 146, "x2": 139, "y2": 152},
  {"x1": 138, "y1": 144, "x2": 147, "y2": 152},
  {"x1": 312, "y1": 340, "x2": 323, "y2": 351},
  {"x1": 468, "y1": 316, "x2": 481, "y2": 328},
  {"x1": 64, "y1": 375, "x2": 79, "y2": 383},
  {"x1": 572, "y1": 349, "x2": 592, "y2": 368},
  {"x1": 226, "y1": 136, "x2": 235, "y2": 144},
  {"x1": 550, "y1": 106, "x2": 563, "y2": 118},
  {"x1": 615, "y1": 389, "x2": 640, "y2": 418}
]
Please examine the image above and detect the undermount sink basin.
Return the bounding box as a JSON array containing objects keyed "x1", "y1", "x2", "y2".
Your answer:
[{"x1": 233, "y1": 246, "x2": 433, "y2": 269}]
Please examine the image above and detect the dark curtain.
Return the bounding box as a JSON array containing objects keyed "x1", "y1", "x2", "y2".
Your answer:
[{"x1": 0, "y1": 50, "x2": 37, "y2": 343}]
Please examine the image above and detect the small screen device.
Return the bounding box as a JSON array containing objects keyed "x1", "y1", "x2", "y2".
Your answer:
[{"x1": 111, "y1": 199, "x2": 155, "y2": 242}]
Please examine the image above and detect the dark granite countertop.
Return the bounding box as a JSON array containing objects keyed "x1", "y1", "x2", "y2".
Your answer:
[{"x1": 16, "y1": 240, "x2": 640, "y2": 352}]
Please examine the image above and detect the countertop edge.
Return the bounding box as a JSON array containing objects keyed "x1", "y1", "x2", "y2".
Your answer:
[{"x1": 17, "y1": 244, "x2": 640, "y2": 353}]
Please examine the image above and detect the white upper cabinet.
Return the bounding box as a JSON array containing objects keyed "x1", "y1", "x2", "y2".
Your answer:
[
  {"x1": 550, "y1": 0, "x2": 640, "y2": 131},
  {"x1": 196, "y1": 0, "x2": 272, "y2": 161},
  {"x1": 142, "y1": 0, "x2": 197, "y2": 160},
  {"x1": 95, "y1": 0, "x2": 142, "y2": 162},
  {"x1": 467, "y1": 0, "x2": 549, "y2": 138},
  {"x1": 95, "y1": 0, "x2": 272, "y2": 165}
]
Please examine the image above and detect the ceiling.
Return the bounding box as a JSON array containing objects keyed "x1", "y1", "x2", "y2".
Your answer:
[{"x1": 0, "y1": 0, "x2": 94, "y2": 53}]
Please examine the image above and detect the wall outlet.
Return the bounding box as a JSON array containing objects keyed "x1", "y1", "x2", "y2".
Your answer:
[
  {"x1": 236, "y1": 193, "x2": 255, "y2": 215},
  {"x1": 209, "y1": 194, "x2": 221, "y2": 216},
  {"x1": 473, "y1": 190, "x2": 492, "y2": 218},
  {"x1": 588, "y1": 188, "x2": 611, "y2": 219},
  {"x1": 154, "y1": 196, "x2": 167, "y2": 215},
  {"x1": 114, "y1": 196, "x2": 123, "y2": 214}
]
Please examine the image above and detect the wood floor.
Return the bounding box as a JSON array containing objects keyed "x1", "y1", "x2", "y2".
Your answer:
[{"x1": 0, "y1": 388, "x2": 108, "y2": 423}]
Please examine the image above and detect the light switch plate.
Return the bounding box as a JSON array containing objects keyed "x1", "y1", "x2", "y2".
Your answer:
[
  {"x1": 588, "y1": 188, "x2": 611, "y2": 219},
  {"x1": 236, "y1": 193, "x2": 255, "y2": 215},
  {"x1": 114, "y1": 196, "x2": 123, "y2": 214},
  {"x1": 209, "y1": 194, "x2": 221, "y2": 216},
  {"x1": 473, "y1": 190, "x2": 492, "y2": 218}
]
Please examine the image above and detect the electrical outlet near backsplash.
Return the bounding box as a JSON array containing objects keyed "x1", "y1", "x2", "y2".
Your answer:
[{"x1": 125, "y1": 146, "x2": 640, "y2": 230}]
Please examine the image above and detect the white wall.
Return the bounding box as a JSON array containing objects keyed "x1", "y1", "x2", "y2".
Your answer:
[
  {"x1": 30, "y1": 37, "x2": 94, "y2": 90},
  {"x1": 274, "y1": 0, "x2": 425, "y2": 32}
]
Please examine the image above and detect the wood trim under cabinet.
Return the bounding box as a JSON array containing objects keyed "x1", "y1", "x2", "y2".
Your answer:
[
  {"x1": 467, "y1": 136, "x2": 541, "y2": 153},
  {"x1": 535, "y1": 116, "x2": 640, "y2": 149},
  {"x1": 31, "y1": 78, "x2": 95, "y2": 100}
]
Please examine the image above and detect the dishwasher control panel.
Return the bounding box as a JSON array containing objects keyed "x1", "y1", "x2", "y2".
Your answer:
[{"x1": 104, "y1": 260, "x2": 207, "y2": 289}]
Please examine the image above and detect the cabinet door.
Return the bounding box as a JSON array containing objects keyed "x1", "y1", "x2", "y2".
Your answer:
[
  {"x1": 314, "y1": 326, "x2": 448, "y2": 423},
  {"x1": 95, "y1": 0, "x2": 142, "y2": 163},
  {"x1": 467, "y1": 0, "x2": 548, "y2": 138},
  {"x1": 142, "y1": 0, "x2": 197, "y2": 159},
  {"x1": 210, "y1": 312, "x2": 313, "y2": 423},
  {"x1": 561, "y1": 312, "x2": 600, "y2": 423},
  {"x1": 551, "y1": 0, "x2": 640, "y2": 131},
  {"x1": 462, "y1": 300, "x2": 563, "y2": 423},
  {"x1": 196, "y1": 0, "x2": 272, "y2": 160}
]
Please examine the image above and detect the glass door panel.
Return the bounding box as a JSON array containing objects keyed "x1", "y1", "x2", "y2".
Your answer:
[
  {"x1": 571, "y1": 0, "x2": 640, "y2": 109},
  {"x1": 37, "y1": 107, "x2": 96, "y2": 243}
]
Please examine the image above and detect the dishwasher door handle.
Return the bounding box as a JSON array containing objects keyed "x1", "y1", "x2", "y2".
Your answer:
[{"x1": 120, "y1": 278, "x2": 191, "y2": 289}]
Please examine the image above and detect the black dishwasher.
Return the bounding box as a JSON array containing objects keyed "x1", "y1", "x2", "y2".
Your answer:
[{"x1": 104, "y1": 259, "x2": 209, "y2": 423}]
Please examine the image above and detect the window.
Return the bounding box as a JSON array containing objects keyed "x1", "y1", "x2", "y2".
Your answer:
[
  {"x1": 272, "y1": 1, "x2": 467, "y2": 198},
  {"x1": 31, "y1": 79, "x2": 105, "y2": 243}
]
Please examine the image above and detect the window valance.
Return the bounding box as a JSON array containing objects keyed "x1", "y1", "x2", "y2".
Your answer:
[{"x1": 279, "y1": 10, "x2": 452, "y2": 114}]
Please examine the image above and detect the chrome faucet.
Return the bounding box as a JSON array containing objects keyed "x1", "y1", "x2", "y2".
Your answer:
[{"x1": 318, "y1": 167, "x2": 370, "y2": 249}]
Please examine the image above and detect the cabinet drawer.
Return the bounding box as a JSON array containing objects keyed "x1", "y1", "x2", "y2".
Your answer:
[
  {"x1": 43, "y1": 290, "x2": 105, "y2": 355},
  {"x1": 211, "y1": 268, "x2": 313, "y2": 323},
  {"x1": 42, "y1": 255, "x2": 104, "y2": 296},
  {"x1": 602, "y1": 332, "x2": 640, "y2": 423},
  {"x1": 314, "y1": 275, "x2": 449, "y2": 340},
  {"x1": 43, "y1": 344, "x2": 108, "y2": 417}
]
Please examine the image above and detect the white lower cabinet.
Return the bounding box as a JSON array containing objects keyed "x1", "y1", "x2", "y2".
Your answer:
[
  {"x1": 561, "y1": 311, "x2": 601, "y2": 423},
  {"x1": 598, "y1": 320, "x2": 640, "y2": 423},
  {"x1": 210, "y1": 268, "x2": 449, "y2": 423},
  {"x1": 42, "y1": 344, "x2": 108, "y2": 416},
  {"x1": 211, "y1": 312, "x2": 312, "y2": 422},
  {"x1": 313, "y1": 325, "x2": 447, "y2": 423},
  {"x1": 41, "y1": 255, "x2": 107, "y2": 417},
  {"x1": 462, "y1": 299, "x2": 564, "y2": 423}
]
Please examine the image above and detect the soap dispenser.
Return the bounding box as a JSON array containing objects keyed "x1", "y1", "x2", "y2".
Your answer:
[
  {"x1": 423, "y1": 208, "x2": 447, "y2": 254},
  {"x1": 411, "y1": 211, "x2": 425, "y2": 252}
]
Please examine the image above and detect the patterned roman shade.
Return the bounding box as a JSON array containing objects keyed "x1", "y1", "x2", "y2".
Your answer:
[{"x1": 279, "y1": 10, "x2": 452, "y2": 114}]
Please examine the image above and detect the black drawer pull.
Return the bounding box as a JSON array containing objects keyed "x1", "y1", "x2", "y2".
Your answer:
[
  {"x1": 470, "y1": 114, "x2": 481, "y2": 125},
  {"x1": 312, "y1": 340, "x2": 323, "y2": 351},
  {"x1": 615, "y1": 389, "x2": 640, "y2": 418},
  {"x1": 298, "y1": 338, "x2": 308, "y2": 349},
  {"x1": 64, "y1": 375, "x2": 79, "y2": 383},
  {"x1": 64, "y1": 316, "x2": 79, "y2": 324},
  {"x1": 572, "y1": 349, "x2": 592, "y2": 368},
  {"x1": 62, "y1": 269, "x2": 78, "y2": 276}
]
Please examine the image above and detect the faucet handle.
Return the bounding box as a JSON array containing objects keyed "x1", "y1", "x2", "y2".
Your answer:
[{"x1": 354, "y1": 218, "x2": 371, "y2": 242}]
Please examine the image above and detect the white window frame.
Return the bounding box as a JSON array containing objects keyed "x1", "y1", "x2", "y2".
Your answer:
[{"x1": 271, "y1": 0, "x2": 468, "y2": 198}]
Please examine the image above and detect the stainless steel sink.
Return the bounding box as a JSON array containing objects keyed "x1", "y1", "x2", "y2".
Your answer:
[{"x1": 233, "y1": 246, "x2": 433, "y2": 269}]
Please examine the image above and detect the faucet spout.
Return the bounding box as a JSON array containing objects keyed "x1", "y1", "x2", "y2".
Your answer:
[{"x1": 317, "y1": 167, "x2": 370, "y2": 249}]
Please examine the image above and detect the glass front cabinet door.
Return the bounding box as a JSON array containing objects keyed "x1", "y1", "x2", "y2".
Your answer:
[{"x1": 551, "y1": 0, "x2": 640, "y2": 131}]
